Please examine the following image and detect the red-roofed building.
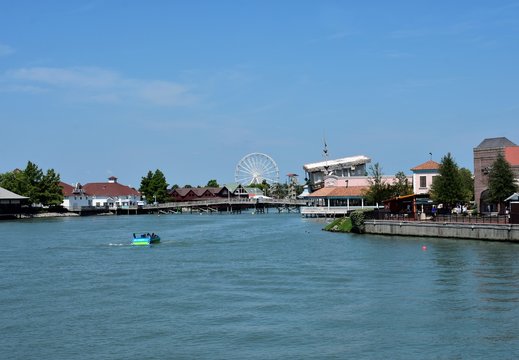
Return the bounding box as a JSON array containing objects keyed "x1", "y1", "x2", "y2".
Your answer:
[
  {"x1": 474, "y1": 137, "x2": 519, "y2": 213},
  {"x1": 60, "y1": 182, "x2": 92, "y2": 211},
  {"x1": 82, "y1": 177, "x2": 141, "y2": 209},
  {"x1": 170, "y1": 187, "x2": 230, "y2": 202},
  {"x1": 410, "y1": 160, "x2": 440, "y2": 195}
]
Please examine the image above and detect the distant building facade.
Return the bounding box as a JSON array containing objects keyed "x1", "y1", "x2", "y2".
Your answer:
[
  {"x1": 170, "y1": 187, "x2": 229, "y2": 202},
  {"x1": 169, "y1": 183, "x2": 263, "y2": 202},
  {"x1": 82, "y1": 176, "x2": 141, "y2": 209},
  {"x1": 60, "y1": 182, "x2": 92, "y2": 211},
  {"x1": 302, "y1": 154, "x2": 413, "y2": 213},
  {"x1": 303, "y1": 155, "x2": 371, "y2": 192},
  {"x1": 0, "y1": 186, "x2": 28, "y2": 217},
  {"x1": 410, "y1": 160, "x2": 440, "y2": 195},
  {"x1": 474, "y1": 137, "x2": 519, "y2": 212}
]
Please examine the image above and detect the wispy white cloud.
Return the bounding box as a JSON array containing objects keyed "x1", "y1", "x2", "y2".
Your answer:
[
  {"x1": 0, "y1": 84, "x2": 48, "y2": 94},
  {"x1": 3, "y1": 66, "x2": 196, "y2": 106},
  {"x1": 8, "y1": 67, "x2": 119, "y2": 88},
  {"x1": 0, "y1": 43, "x2": 14, "y2": 57}
]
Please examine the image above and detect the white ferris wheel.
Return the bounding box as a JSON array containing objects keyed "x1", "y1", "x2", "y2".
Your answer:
[{"x1": 235, "y1": 152, "x2": 280, "y2": 185}]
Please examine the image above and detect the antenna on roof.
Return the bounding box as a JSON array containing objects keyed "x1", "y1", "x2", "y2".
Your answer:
[
  {"x1": 429, "y1": 152, "x2": 432, "y2": 160},
  {"x1": 323, "y1": 135, "x2": 329, "y2": 175}
]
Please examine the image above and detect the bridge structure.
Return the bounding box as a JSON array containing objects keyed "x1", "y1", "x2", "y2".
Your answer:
[{"x1": 116, "y1": 198, "x2": 309, "y2": 215}]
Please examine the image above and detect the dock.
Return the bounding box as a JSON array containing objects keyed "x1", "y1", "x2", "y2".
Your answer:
[{"x1": 114, "y1": 198, "x2": 308, "y2": 215}]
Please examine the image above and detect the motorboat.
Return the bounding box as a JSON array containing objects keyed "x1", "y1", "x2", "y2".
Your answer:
[{"x1": 132, "y1": 233, "x2": 160, "y2": 246}]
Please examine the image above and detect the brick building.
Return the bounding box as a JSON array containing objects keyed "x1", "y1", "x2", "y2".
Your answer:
[{"x1": 473, "y1": 137, "x2": 519, "y2": 213}]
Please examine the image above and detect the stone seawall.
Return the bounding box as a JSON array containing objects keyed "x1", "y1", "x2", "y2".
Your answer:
[{"x1": 364, "y1": 220, "x2": 519, "y2": 242}]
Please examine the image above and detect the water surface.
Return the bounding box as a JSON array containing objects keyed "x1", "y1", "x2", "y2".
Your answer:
[{"x1": 1, "y1": 214, "x2": 518, "y2": 359}]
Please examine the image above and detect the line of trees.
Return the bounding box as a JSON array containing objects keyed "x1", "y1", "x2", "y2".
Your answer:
[
  {"x1": 0, "y1": 161, "x2": 63, "y2": 207},
  {"x1": 362, "y1": 163, "x2": 413, "y2": 205}
]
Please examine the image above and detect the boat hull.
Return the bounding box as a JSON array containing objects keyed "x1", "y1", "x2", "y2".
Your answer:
[
  {"x1": 132, "y1": 238, "x2": 150, "y2": 246},
  {"x1": 132, "y1": 234, "x2": 160, "y2": 246}
]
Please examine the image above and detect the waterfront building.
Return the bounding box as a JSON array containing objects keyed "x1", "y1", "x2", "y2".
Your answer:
[
  {"x1": 0, "y1": 186, "x2": 28, "y2": 218},
  {"x1": 82, "y1": 176, "x2": 141, "y2": 209},
  {"x1": 410, "y1": 160, "x2": 440, "y2": 195},
  {"x1": 301, "y1": 154, "x2": 412, "y2": 217},
  {"x1": 224, "y1": 183, "x2": 252, "y2": 198},
  {"x1": 170, "y1": 187, "x2": 230, "y2": 202},
  {"x1": 474, "y1": 137, "x2": 519, "y2": 213},
  {"x1": 303, "y1": 155, "x2": 371, "y2": 192},
  {"x1": 59, "y1": 182, "x2": 92, "y2": 211},
  {"x1": 169, "y1": 184, "x2": 262, "y2": 202}
]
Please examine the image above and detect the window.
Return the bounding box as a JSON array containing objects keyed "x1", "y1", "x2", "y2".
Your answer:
[{"x1": 420, "y1": 176, "x2": 427, "y2": 188}]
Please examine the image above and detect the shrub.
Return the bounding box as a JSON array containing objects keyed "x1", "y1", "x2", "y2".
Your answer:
[{"x1": 350, "y1": 210, "x2": 366, "y2": 233}]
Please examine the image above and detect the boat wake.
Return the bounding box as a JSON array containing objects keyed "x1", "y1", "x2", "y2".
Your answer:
[{"x1": 108, "y1": 243, "x2": 127, "y2": 247}]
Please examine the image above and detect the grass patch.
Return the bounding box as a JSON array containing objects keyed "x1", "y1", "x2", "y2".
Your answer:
[{"x1": 323, "y1": 217, "x2": 353, "y2": 232}]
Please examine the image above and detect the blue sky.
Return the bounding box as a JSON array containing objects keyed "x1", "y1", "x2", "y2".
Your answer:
[{"x1": 2, "y1": 1, "x2": 519, "y2": 188}]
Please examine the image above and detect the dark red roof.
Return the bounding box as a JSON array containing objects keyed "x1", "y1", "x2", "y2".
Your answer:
[
  {"x1": 171, "y1": 188, "x2": 195, "y2": 197},
  {"x1": 59, "y1": 182, "x2": 88, "y2": 197},
  {"x1": 59, "y1": 182, "x2": 75, "y2": 197},
  {"x1": 83, "y1": 182, "x2": 140, "y2": 197}
]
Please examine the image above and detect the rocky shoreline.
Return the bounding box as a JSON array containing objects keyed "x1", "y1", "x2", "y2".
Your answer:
[{"x1": 24, "y1": 212, "x2": 80, "y2": 218}]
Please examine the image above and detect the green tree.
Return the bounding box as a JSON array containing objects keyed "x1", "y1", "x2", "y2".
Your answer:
[
  {"x1": 487, "y1": 153, "x2": 518, "y2": 213},
  {"x1": 206, "y1": 179, "x2": 219, "y2": 187},
  {"x1": 391, "y1": 171, "x2": 413, "y2": 197},
  {"x1": 271, "y1": 183, "x2": 288, "y2": 199},
  {"x1": 458, "y1": 167, "x2": 474, "y2": 203},
  {"x1": 249, "y1": 180, "x2": 271, "y2": 196},
  {"x1": 24, "y1": 161, "x2": 44, "y2": 204},
  {"x1": 0, "y1": 162, "x2": 63, "y2": 207},
  {"x1": 0, "y1": 170, "x2": 28, "y2": 197},
  {"x1": 139, "y1": 171, "x2": 154, "y2": 201},
  {"x1": 39, "y1": 169, "x2": 63, "y2": 206},
  {"x1": 139, "y1": 169, "x2": 170, "y2": 204},
  {"x1": 430, "y1": 153, "x2": 464, "y2": 210},
  {"x1": 363, "y1": 163, "x2": 393, "y2": 205}
]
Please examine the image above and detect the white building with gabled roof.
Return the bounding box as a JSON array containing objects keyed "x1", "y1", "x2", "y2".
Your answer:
[{"x1": 60, "y1": 182, "x2": 92, "y2": 211}]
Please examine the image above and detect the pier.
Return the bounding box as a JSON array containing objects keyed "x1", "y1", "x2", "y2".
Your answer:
[{"x1": 115, "y1": 198, "x2": 308, "y2": 215}]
